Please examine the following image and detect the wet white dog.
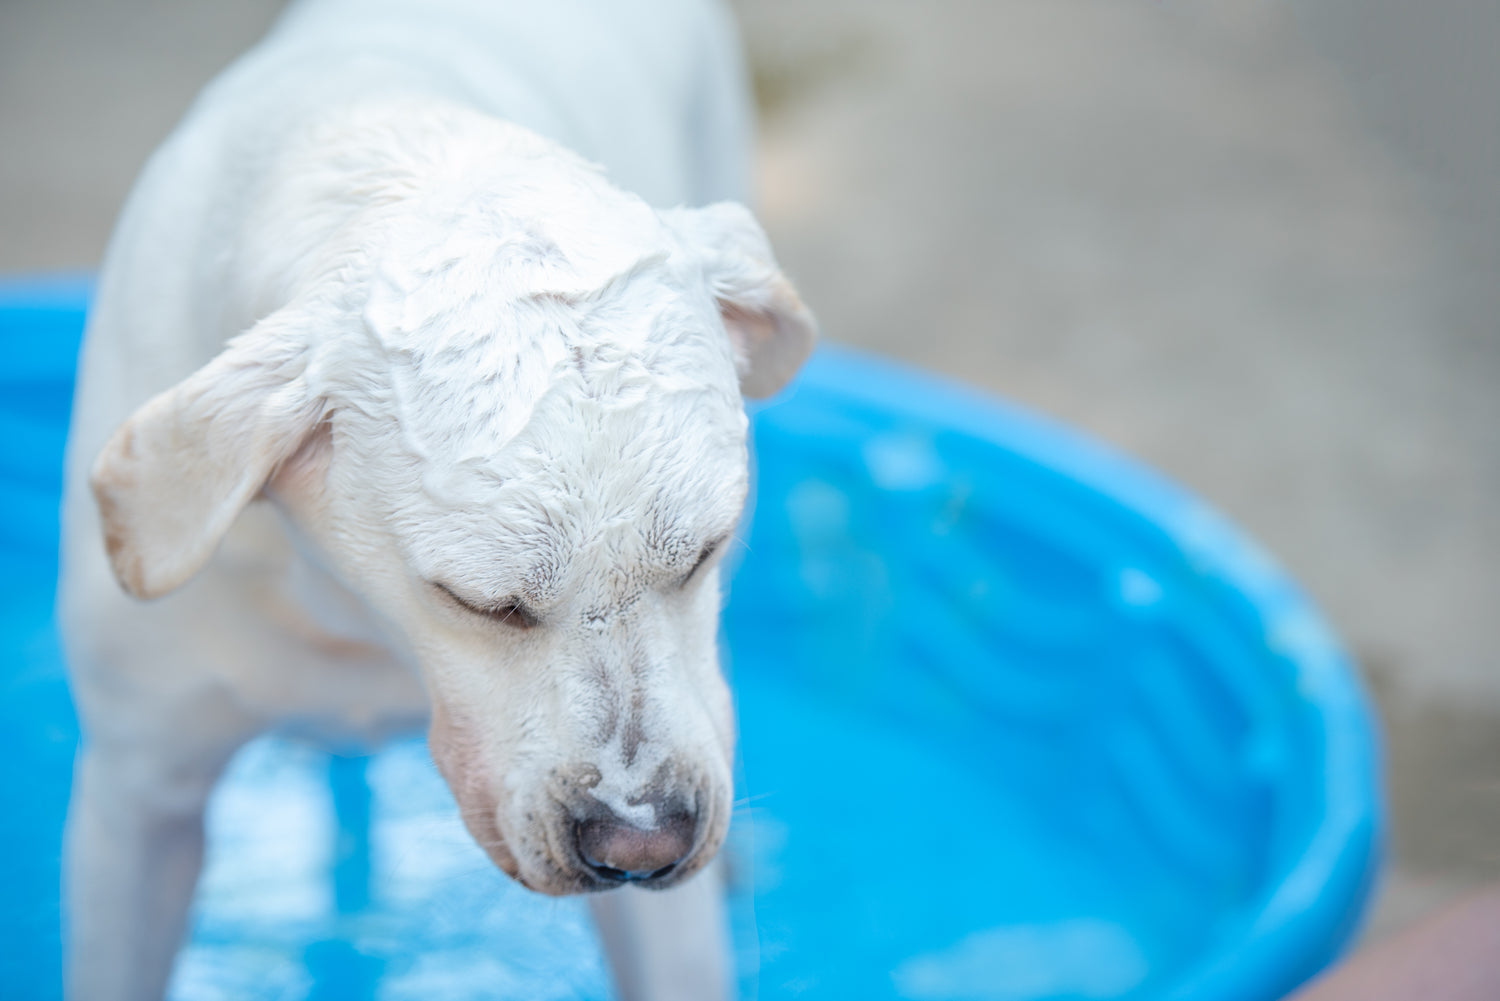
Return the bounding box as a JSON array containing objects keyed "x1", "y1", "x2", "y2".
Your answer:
[{"x1": 57, "y1": 1, "x2": 815, "y2": 998}]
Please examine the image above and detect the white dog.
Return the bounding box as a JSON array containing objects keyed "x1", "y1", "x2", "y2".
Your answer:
[{"x1": 56, "y1": 0, "x2": 815, "y2": 998}]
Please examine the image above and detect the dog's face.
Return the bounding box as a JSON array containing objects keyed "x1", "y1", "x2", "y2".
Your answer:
[{"x1": 90, "y1": 156, "x2": 815, "y2": 894}]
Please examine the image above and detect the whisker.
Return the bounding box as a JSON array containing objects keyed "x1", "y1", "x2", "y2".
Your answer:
[{"x1": 732, "y1": 791, "x2": 774, "y2": 808}]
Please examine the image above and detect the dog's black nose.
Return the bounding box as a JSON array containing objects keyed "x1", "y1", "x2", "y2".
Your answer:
[{"x1": 576, "y1": 804, "x2": 697, "y2": 884}]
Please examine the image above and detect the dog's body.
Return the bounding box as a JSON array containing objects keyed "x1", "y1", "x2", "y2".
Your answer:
[{"x1": 58, "y1": 2, "x2": 814, "y2": 998}]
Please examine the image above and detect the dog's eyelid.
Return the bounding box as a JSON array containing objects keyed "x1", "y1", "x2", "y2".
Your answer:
[
  {"x1": 679, "y1": 535, "x2": 729, "y2": 587},
  {"x1": 432, "y1": 581, "x2": 540, "y2": 629}
]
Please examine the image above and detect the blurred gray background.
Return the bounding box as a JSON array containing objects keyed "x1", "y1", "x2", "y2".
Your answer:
[{"x1": 2, "y1": 0, "x2": 1495, "y2": 948}]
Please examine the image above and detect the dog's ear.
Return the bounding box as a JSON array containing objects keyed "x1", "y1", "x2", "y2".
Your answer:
[
  {"x1": 666, "y1": 202, "x2": 817, "y2": 398},
  {"x1": 90, "y1": 306, "x2": 326, "y2": 600}
]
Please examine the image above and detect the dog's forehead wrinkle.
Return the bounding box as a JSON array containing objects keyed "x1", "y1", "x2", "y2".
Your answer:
[
  {"x1": 369, "y1": 152, "x2": 669, "y2": 318},
  {"x1": 366, "y1": 277, "x2": 741, "y2": 481},
  {"x1": 400, "y1": 364, "x2": 749, "y2": 533},
  {"x1": 361, "y1": 238, "x2": 701, "y2": 469}
]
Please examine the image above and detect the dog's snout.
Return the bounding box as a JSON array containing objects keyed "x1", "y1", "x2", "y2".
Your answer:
[{"x1": 576, "y1": 802, "x2": 697, "y2": 884}]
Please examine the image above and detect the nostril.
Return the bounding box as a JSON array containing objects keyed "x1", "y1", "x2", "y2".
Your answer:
[{"x1": 576, "y1": 808, "x2": 696, "y2": 884}]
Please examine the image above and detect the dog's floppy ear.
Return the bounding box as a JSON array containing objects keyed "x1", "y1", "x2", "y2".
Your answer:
[
  {"x1": 90, "y1": 305, "x2": 326, "y2": 600},
  {"x1": 667, "y1": 202, "x2": 817, "y2": 398}
]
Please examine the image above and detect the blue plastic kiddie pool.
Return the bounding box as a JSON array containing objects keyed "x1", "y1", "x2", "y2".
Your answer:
[{"x1": 0, "y1": 278, "x2": 1381, "y2": 1000}]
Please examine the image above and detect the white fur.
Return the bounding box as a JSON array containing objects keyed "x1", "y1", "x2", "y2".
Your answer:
[{"x1": 57, "y1": 2, "x2": 815, "y2": 999}]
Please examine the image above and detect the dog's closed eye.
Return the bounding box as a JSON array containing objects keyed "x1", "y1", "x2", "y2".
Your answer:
[
  {"x1": 679, "y1": 536, "x2": 728, "y2": 588},
  {"x1": 432, "y1": 582, "x2": 540, "y2": 629}
]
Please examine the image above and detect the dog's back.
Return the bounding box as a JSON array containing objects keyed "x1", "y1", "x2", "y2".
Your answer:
[{"x1": 250, "y1": 0, "x2": 752, "y2": 208}]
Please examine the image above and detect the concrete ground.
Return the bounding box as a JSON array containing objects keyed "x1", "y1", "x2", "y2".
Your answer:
[{"x1": 2, "y1": 0, "x2": 1495, "y2": 955}]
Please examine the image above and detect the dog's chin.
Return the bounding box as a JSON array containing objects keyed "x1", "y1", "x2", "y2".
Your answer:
[
  {"x1": 480, "y1": 807, "x2": 600, "y2": 896},
  {"x1": 453, "y1": 809, "x2": 575, "y2": 895},
  {"x1": 506, "y1": 842, "x2": 604, "y2": 897},
  {"x1": 474, "y1": 832, "x2": 523, "y2": 882},
  {"x1": 518, "y1": 866, "x2": 598, "y2": 897},
  {"x1": 435, "y1": 764, "x2": 602, "y2": 895},
  {"x1": 449, "y1": 795, "x2": 525, "y2": 883}
]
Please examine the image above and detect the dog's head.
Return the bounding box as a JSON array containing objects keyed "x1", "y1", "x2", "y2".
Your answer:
[{"x1": 89, "y1": 141, "x2": 815, "y2": 893}]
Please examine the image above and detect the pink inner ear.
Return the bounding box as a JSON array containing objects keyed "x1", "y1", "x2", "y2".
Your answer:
[
  {"x1": 720, "y1": 302, "x2": 774, "y2": 360},
  {"x1": 718, "y1": 283, "x2": 816, "y2": 399}
]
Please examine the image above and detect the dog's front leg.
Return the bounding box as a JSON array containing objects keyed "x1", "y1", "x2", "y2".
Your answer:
[
  {"x1": 64, "y1": 724, "x2": 251, "y2": 1001},
  {"x1": 589, "y1": 863, "x2": 731, "y2": 1001}
]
